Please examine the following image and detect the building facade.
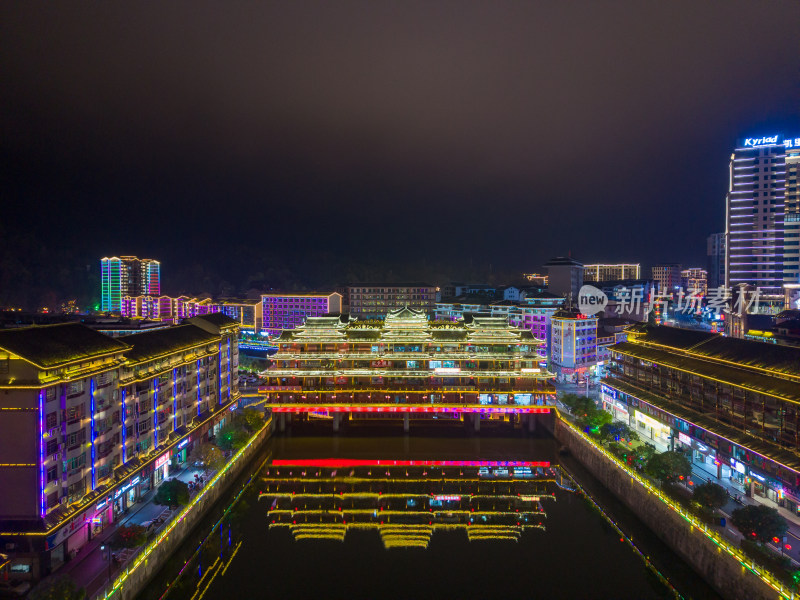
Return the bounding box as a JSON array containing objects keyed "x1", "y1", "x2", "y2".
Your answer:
[
  {"x1": 101, "y1": 256, "x2": 161, "y2": 313},
  {"x1": 549, "y1": 308, "x2": 598, "y2": 379},
  {"x1": 434, "y1": 293, "x2": 565, "y2": 360},
  {"x1": 543, "y1": 257, "x2": 583, "y2": 301},
  {"x1": 651, "y1": 263, "x2": 682, "y2": 293},
  {"x1": 602, "y1": 324, "x2": 800, "y2": 512},
  {"x1": 0, "y1": 314, "x2": 240, "y2": 577},
  {"x1": 261, "y1": 292, "x2": 342, "y2": 336},
  {"x1": 261, "y1": 307, "x2": 555, "y2": 411},
  {"x1": 725, "y1": 135, "x2": 800, "y2": 308},
  {"x1": 583, "y1": 264, "x2": 641, "y2": 282},
  {"x1": 347, "y1": 284, "x2": 435, "y2": 318},
  {"x1": 121, "y1": 296, "x2": 262, "y2": 334},
  {"x1": 707, "y1": 232, "x2": 726, "y2": 290},
  {"x1": 680, "y1": 268, "x2": 708, "y2": 295},
  {"x1": 786, "y1": 145, "x2": 800, "y2": 287}
]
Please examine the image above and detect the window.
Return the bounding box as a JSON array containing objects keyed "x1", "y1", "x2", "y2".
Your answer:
[
  {"x1": 47, "y1": 466, "x2": 58, "y2": 482},
  {"x1": 46, "y1": 412, "x2": 58, "y2": 429}
]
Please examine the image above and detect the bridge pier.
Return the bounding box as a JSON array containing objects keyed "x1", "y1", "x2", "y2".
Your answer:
[
  {"x1": 474, "y1": 413, "x2": 480, "y2": 432},
  {"x1": 403, "y1": 413, "x2": 410, "y2": 433},
  {"x1": 278, "y1": 413, "x2": 286, "y2": 433},
  {"x1": 527, "y1": 413, "x2": 537, "y2": 434},
  {"x1": 333, "y1": 413, "x2": 341, "y2": 432}
]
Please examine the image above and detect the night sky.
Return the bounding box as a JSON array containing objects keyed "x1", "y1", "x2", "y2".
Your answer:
[{"x1": 2, "y1": 2, "x2": 800, "y2": 303}]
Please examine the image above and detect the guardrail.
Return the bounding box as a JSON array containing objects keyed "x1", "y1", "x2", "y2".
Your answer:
[
  {"x1": 93, "y1": 415, "x2": 272, "y2": 600},
  {"x1": 557, "y1": 410, "x2": 798, "y2": 599}
]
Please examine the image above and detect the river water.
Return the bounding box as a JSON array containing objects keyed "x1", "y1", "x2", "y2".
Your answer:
[{"x1": 138, "y1": 421, "x2": 722, "y2": 600}]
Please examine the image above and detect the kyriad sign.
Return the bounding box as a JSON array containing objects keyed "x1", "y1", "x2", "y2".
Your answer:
[{"x1": 742, "y1": 135, "x2": 781, "y2": 148}]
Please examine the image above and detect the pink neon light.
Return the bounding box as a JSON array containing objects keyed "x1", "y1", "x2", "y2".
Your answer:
[
  {"x1": 269, "y1": 405, "x2": 552, "y2": 414},
  {"x1": 270, "y1": 459, "x2": 551, "y2": 467}
]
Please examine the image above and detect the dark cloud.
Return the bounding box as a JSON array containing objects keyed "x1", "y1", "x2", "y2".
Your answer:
[{"x1": 2, "y1": 0, "x2": 799, "y2": 293}]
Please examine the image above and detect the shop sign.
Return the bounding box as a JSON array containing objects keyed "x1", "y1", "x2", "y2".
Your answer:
[
  {"x1": 730, "y1": 458, "x2": 746, "y2": 474},
  {"x1": 155, "y1": 452, "x2": 169, "y2": 470},
  {"x1": 96, "y1": 498, "x2": 108, "y2": 511},
  {"x1": 635, "y1": 410, "x2": 666, "y2": 430},
  {"x1": 600, "y1": 384, "x2": 618, "y2": 400},
  {"x1": 678, "y1": 432, "x2": 692, "y2": 446},
  {"x1": 114, "y1": 476, "x2": 141, "y2": 499},
  {"x1": 750, "y1": 472, "x2": 766, "y2": 483},
  {"x1": 46, "y1": 510, "x2": 87, "y2": 549},
  {"x1": 177, "y1": 438, "x2": 189, "y2": 450}
]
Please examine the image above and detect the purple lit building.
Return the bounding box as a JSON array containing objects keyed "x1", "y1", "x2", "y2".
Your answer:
[{"x1": 262, "y1": 292, "x2": 342, "y2": 336}]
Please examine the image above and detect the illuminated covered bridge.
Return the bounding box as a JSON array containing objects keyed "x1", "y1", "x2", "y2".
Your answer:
[{"x1": 251, "y1": 307, "x2": 556, "y2": 429}]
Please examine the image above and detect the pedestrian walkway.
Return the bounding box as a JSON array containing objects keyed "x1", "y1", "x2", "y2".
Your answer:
[
  {"x1": 55, "y1": 462, "x2": 212, "y2": 597},
  {"x1": 684, "y1": 463, "x2": 800, "y2": 565}
]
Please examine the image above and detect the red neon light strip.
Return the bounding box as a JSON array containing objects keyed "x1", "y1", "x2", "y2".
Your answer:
[
  {"x1": 270, "y1": 459, "x2": 551, "y2": 467},
  {"x1": 269, "y1": 405, "x2": 552, "y2": 414}
]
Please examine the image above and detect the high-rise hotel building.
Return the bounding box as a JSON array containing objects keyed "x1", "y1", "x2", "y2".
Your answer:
[
  {"x1": 725, "y1": 135, "x2": 800, "y2": 309},
  {"x1": 101, "y1": 256, "x2": 161, "y2": 313}
]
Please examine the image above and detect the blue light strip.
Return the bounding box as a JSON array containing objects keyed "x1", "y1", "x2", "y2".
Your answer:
[
  {"x1": 121, "y1": 388, "x2": 127, "y2": 463},
  {"x1": 153, "y1": 379, "x2": 158, "y2": 449},
  {"x1": 197, "y1": 359, "x2": 202, "y2": 417},
  {"x1": 90, "y1": 379, "x2": 96, "y2": 490},
  {"x1": 227, "y1": 339, "x2": 231, "y2": 402},
  {"x1": 38, "y1": 389, "x2": 45, "y2": 518},
  {"x1": 218, "y1": 343, "x2": 222, "y2": 406},
  {"x1": 172, "y1": 368, "x2": 177, "y2": 432}
]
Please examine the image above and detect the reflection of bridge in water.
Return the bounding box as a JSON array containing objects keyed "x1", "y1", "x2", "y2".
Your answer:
[{"x1": 259, "y1": 460, "x2": 576, "y2": 548}]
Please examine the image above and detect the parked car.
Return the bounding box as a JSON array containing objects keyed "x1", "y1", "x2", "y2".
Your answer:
[{"x1": 138, "y1": 520, "x2": 159, "y2": 536}]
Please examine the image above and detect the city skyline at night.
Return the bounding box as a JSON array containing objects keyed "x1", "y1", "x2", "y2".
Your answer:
[{"x1": 2, "y1": 2, "x2": 800, "y2": 310}]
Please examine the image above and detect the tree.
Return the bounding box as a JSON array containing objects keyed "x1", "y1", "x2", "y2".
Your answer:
[
  {"x1": 644, "y1": 451, "x2": 691, "y2": 484},
  {"x1": 190, "y1": 442, "x2": 225, "y2": 471},
  {"x1": 153, "y1": 479, "x2": 190, "y2": 508},
  {"x1": 216, "y1": 424, "x2": 250, "y2": 451},
  {"x1": 633, "y1": 444, "x2": 655, "y2": 464},
  {"x1": 112, "y1": 524, "x2": 147, "y2": 548},
  {"x1": 599, "y1": 422, "x2": 639, "y2": 444},
  {"x1": 29, "y1": 575, "x2": 86, "y2": 600},
  {"x1": 560, "y1": 393, "x2": 595, "y2": 416},
  {"x1": 240, "y1": 408, "x2": 264, "y2": 432},
  {"x1": 731, "y1": 504, "x2": 789, "y2": 544},
  {"x1": 692, "y1": 482, "x2": 729, "y2": 510},
  {"x1": 559, "y1": 393, "x2": 610, "y2": 432}
]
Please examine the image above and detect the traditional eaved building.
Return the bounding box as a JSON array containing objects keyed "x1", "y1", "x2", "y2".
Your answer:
[
  {"x1": 261, "y1": 306, "x2": 555, "y2": 413},
  {"x1": 0, "y1": 314, "x2": 240, "y2": 578},
  {"x1": 603, "y1": 324, "x2": 800, "y2": 512}
]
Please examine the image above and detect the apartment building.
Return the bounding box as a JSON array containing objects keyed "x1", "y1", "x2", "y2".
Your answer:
[{"x1": 0, "y1": 314, "x2": 240, "y2": 576}]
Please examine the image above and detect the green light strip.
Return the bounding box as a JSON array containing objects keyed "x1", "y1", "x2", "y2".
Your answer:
[
  {"x1": 558, "y1": 411, "x2": 794, "y2": 599},
  {"x1": 97, "y1": 416, "x2": 272, "y2": 600}
]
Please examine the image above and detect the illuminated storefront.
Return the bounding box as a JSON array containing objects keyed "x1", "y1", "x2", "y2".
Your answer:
[{"x1": 604, "y1": 323, "x2": 800, "y2": 510}]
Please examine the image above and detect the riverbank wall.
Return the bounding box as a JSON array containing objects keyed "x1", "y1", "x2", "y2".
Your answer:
[
  {"x1": 92, "y1": 416, "x2": 273, "y2": 600},
  {"x1": 553, "y1": 415, "x2": 788, "y2": 600}
]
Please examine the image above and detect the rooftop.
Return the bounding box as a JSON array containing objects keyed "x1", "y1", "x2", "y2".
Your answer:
[
  {"x1": 0, "y1": 323, "x2": 129, "y2": 369},
  {"x1": 543, "y1": 256, "x2": 584, "y2": 267},
  {"x1": 120, "y1": 325, "x2": 220, "y2": 363}
]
